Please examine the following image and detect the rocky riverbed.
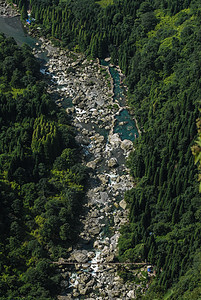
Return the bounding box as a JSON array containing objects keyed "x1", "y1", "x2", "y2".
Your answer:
[
  {"x1": 0, "y1": 0, "x2": 19, "y2": 17},
  {"x1": 36, "y1": 42, "x2": 148, "y2": 299},
  {"x1": 0, "y1": 0, "x2": 147, "y2": 295}
]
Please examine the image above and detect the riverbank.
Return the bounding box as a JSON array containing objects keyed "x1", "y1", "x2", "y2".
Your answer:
[
  {"x1": 38, "y1": 42, "x2": 148, "y2": 299},
  {"x1": 0, "y1": 2, "x2": 148, "y2": 298}
]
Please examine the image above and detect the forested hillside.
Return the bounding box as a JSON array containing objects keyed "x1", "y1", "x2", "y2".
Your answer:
[
  {"x1": 118, "y1": 4, "x2": 201, "y2": 298},
  {"x1": 0, "y1": 34, "x2": 87, "y2": 299},
  {"x1": 6, "y1": 0, "x2": 201, "y2": 298},
  {"x1": 192, "y1": 117, "x2": 201, "y2": 193}
]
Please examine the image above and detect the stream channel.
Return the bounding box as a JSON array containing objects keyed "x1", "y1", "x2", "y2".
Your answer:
[{"x1": 0, "y1": 15, "x2": 142, "y2": 299}]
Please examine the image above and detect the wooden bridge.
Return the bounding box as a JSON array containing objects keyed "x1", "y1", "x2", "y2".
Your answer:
[{"x1": 52, "y1": 261, "x2": 150, "y2": 266}]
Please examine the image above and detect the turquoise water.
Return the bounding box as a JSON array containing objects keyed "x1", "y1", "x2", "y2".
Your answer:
[
  {"x1": 101, "y1": 60, "x2": 125, "y2": 105},
  {"x1": 0, "y1": 16, "x2": 138, "y2": 141},
  {"x1": 109, "y1": 67, "x2": 126, "y2": 107},
  {"x1": 0, "y1": 16, "x2": 47, "y2": 61},
  {"x1": 61, "y1": 98, "x2": 73, "y2": 108},
  {"x1": 114, "y1": 109, "x2": 139, "y2": 140},
  {"x1": 101, "y1": 60, "x2": 138, "y2": 141}
]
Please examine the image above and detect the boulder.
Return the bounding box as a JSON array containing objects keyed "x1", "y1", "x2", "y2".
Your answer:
[
  {"x1": 112, "y1": 183, "x2": 121, "y2": 191},
  {"x1": 100, "y1": 191, "x2": 109, "y2": 203},
  {"x1": 121, "y1": 139, "x2": 133, "y2": 151},
  {"x1": 114, "y1": 215, "x2": 120, "y2": 224},
  {"x1": 87, "y1": 251, "x2": 96, "y2": 259},
  {"x1": 98, "y1": 174, "x2": 109, "y2": 185},
  {"x1": 88, "y1": 226, "x2": 101, "y2": 236},
  {"x1": 78, "y1": 102, "x2": 86, "y2": 109},
  {"x1": 57, "y1": 296, "x2": 73, "y2": 300},
  {"x1": 86, "y1": 279, "x2": 95, "y2": 288},
  {"x1": 75, "y1": 134, "x2": 90, "y2": 145},
  {"x1": 105, "y1": 254, "x2": 115, "y2": 262},
  {"x1": 93, "y1": 240, "x2": 99, "y2": 248},
  {"x1": 65, "y1": 107, "x2": 75, "y2": 114},
  {"x1": 95, "y1": 135, "x2": 105, "y2": 143},
  {"x1": 80, "y1": 285, "x2": 92, "y2": 295},
  {"x1": 90, "y1": 210, "x2": 98, "y2": 218},
  {"x1": 108, "y1": 158, "x2": 118, "y2": 168},
  {"x1": 108, "y1": 133, "x2": 121, "y2": 148},
  {"x1": 73, "y1": 251, "x2": 88, "y2": 263},
  {"x1": 86, "y1": 160, "x2": 97, "y2": 169},
  {"x1": 72, "y1": 291, "x2": 79, "y2": 298},
  {"x1": 127, "y1": 290, "x2": 135, "y2": 298},
  {"x1": 119, "y1": 199, "x2": 127, "y2": 210},
  {"x1": 82, "y1": 263, "x2": 90, "y2": 269}
]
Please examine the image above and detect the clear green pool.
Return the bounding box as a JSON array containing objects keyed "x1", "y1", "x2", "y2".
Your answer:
[
  {"x1": 114, "y1": 109, "x2": 139, "y2": 141},
  {"x1": 101, "y1": 60, "x2": 138, "y2": 141}
]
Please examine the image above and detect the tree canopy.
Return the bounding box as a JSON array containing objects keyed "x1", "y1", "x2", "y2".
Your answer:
[
  {"x1": 0, "y1": 33, "x2": 87, "y2": 299},
  {"x1": 5, "y1": 0, "x2": 201, "y2": 298}
]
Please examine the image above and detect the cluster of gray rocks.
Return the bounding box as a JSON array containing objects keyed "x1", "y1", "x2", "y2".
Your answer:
[
  {"x1": 36, "y1": 40, "x2": 147, "y2": 299},
  {"x1": 0, "y1": 0, "x2": 146, "y2": 297},
  {"x1": 0, "y1": 0, "x2": 19, "y2": 17}
]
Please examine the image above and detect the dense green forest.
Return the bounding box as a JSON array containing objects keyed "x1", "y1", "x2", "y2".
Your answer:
[
  {"x1": 0, "y1": 34, "x2": 87, "y2": 299},
  {"x1": 6, "y1": 0, "x2": 201, "y2": 298},
  {"x1": 192, "y1": 117, "x2": 201, "y2": 193}
]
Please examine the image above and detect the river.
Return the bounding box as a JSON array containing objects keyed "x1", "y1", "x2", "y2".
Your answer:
[
  {"x1": 41, "y1": 42, "x2": 140, "y2": 300},
  {"x1": 0, "y1": 15, "x2": 47, "y2": 60},
  {"x1": 0, "y1": 15, "x2": 138, "y2": 141},
  {"x1": 0, "y1": 14, "x2": 141, "y2": 299}
]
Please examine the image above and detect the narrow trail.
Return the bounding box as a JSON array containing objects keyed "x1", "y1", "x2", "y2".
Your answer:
[{"x1": 52, "y1": 262, "x2": 150, "y2": 266}]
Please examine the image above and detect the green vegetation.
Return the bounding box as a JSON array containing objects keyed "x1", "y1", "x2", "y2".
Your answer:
[
  {"x1": 192, "y1": 116, "x2": 201, "y2": 192},
  {"x1": 96, "y1": 0, "x2": 113, "y2": 8},
  {"x1": 0, "y1": 34, "x2": 87, "y2": 299},
  {"x1": 5, "y1": 0, "x2": 201, "y2": 298}
]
